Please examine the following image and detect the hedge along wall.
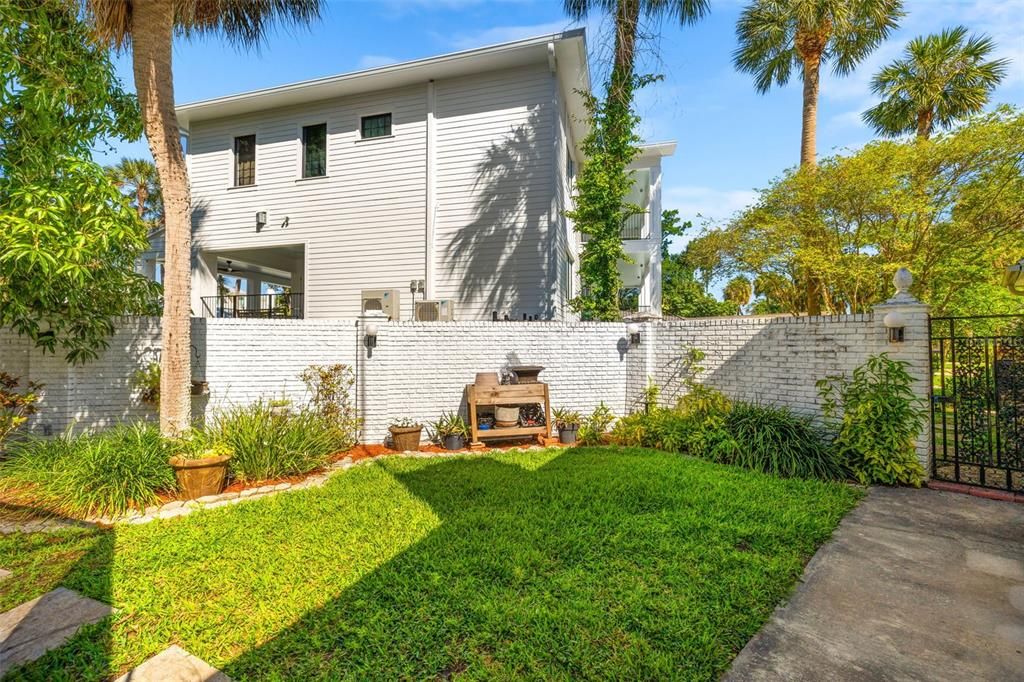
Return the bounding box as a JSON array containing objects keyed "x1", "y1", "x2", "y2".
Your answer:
[{"x1": 0, "y1": 302, "x2": 930, "y2": 466}]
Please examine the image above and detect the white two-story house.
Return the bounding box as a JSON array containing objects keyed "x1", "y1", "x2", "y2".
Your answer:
[{"x1": 176, "y1": 29, "x2": 674, "y2": 321}]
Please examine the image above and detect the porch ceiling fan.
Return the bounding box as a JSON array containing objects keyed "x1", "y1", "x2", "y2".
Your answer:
[{"x1": 217, "y1": 260, "x2": 239, "y2": 274}]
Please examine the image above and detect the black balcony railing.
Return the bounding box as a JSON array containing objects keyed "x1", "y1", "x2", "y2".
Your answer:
[{"x1": 201, "y1": 292, "x2": 303, "y2": 319}]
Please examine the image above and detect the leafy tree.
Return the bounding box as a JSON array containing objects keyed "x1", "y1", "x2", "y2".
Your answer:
[
  {"x1": 0, "y1": 0, "x2": 158, "y2": 363},
  {"x1": 85, "y1": 0, "x2": 322, "y2": 436},
  {"x1": 107, "y1": 157, "x2": 163, "y2": 226},
  {"x1": 734, "y1": 0, "x2": 903, "y2": 168},
  {"x1": 734, "y1": 0, "x2": 902, "y2": 314},
  {"x1": 688, "y1": 108, "x2": 1024, "y2": 318},
  {"x1": 864, "y1": 26, "x2": 1009, "y2": 139},
  {"x1": 660, "y1": 211, "x2": 736, "y2": 318}
]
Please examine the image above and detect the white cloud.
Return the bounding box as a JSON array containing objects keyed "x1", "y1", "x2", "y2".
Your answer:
[
  {"x1": 446, "y1": 20, "x2": 576, "y2": 51},
  {"x1": 662, "y1": 185, "x2": 759, "y2": 237},
  {"x1": 356, "y1": 55, "x2": 400, "y2": 69}
]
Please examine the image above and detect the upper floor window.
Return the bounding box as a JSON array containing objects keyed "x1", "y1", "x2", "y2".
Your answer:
[
  {"x1": 302, "y1": 123, "x2": 327, "y2": 178},
  {"x1": 234, "y1": 134, "x2": 255, "y2": 186},
  {"x1": 360, "y1": 113, "x2": 392, "y2": 139}
]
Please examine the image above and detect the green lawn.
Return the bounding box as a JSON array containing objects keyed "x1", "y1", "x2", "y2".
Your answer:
[{"x1": 0, "y1": 447, "x2": 861, "y2": 681}]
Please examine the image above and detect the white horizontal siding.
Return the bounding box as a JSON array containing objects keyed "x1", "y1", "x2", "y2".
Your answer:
[
  {"x1": 433, "y1": 64, "x2": 557, "y2": 320},
  {"x1": 187, "y1": 63, "x2": 560, "y2": 320},
  {"x1": 189, "y1": 84, "x2": 428, "y2": 318}
]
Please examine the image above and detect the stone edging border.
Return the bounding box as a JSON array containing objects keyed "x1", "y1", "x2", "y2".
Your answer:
[{"x1": 1, "y1": 445, "x2": 551, "y2": 534}]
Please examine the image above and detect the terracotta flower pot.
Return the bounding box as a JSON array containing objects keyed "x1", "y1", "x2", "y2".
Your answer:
[
  {"x1": 389, "y1": 425, "x2": 423, "y2": 452},
  {"x1": 169, "y1": 454, "x2": 231, "y2": 500}
]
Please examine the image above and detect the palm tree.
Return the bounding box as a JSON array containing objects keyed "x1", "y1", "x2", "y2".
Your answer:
[
  {"x1": 564, "y1": 0, "x2": 710, "y2": 106},
  {"x1": 86, "y1": 0, "x2": 321, "y2": 436},
  {"x1": 724, "y1": 276, "x2": 752, "y2": 311},
  {"x1": 863, "y1": 27, "x2": 1009, "y2": 139},
  {"x1": 107, "y1": 157, "x2": 162, "y2": 226},
  {"x1": 734, "y1": 0, "x2": 903, "y2": 168}
]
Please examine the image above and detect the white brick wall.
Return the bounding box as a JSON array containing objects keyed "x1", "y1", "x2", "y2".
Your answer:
[{"x1": 0, "y1": 304, "x2": 931, "y2": 467}]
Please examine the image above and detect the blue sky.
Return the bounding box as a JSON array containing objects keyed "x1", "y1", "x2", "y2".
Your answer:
[{"x1": 102, "y1": 0, "x2": 1024, "y2": 248}]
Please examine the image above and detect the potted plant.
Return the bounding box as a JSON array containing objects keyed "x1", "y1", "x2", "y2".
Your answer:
[
  {"x1": 168, "y1": 437, "x2": 233, "y2": 500},
  {"x1": 432, "y1": 411, "x2": 469, "y2": 451},
  {"x1": 389, "y1": 417, "x2": 423, "y2": 452},
  {"x1": 269, "y1": 398, "x2": 292, "y2": 418},
  {"x1": 553, "y1": 407, "x2": 581, "y2": 444}
]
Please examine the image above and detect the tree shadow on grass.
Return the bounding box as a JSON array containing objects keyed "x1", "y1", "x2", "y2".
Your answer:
[
  {"x1": 220, "y1": 449, "x2": 830, "y2": 681},
  {"x1": 0, "y1": 525, "x2": 114, "y2": 681}
]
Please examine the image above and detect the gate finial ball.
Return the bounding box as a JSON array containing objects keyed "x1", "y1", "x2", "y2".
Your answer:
[{"x1": 893, "y1": 268, "x2": 913, "y2": 295}]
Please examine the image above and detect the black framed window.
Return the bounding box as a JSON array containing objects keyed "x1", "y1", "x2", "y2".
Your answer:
[
  {"x1": 360, "y1": 113, "x2": 392, "y2": 139},
  {"x1": 234, "y1": 134, "x2": 255, "y2": 186},
  {"x1": 302, "y1": 123, "x2": 327, "y2": 178}
]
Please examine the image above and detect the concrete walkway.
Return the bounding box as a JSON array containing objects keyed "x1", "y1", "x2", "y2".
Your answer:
[{"x1": 726, "y1": 487, "x2": 1024, "y2": 681}]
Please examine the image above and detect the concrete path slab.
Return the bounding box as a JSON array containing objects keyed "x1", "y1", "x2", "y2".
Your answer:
[
  {"x1": 726, "y1": 487, "x2": 1024, "y2": 681},
  {"x1": 0, "y1": 586, "x2": 112, "y2": 676},
  {"x1": 114, "y1": 645, "x2": 231, "y2": 682}
]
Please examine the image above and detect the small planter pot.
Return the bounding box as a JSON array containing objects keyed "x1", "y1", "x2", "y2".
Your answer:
[
  {"x1": 559, "y1": 426, "x2": 579, "y2": 444},
  {"x1": 390, "y1": 425, "x2": 423, "y2": 452},
  {"x1": 443, "y1": 434, "x2": 466, "y2": 451},
  {"x1": 169, "y1": 454, "x2": 231, "y2": 500},
  {"x1": 494, "y1": 406, "x2": 520, "y2": 428}
]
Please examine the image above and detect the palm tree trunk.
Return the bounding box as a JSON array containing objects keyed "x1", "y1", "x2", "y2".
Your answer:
[
  {"x1": 799, "y1": 53, "x2": 820, "y2": 169},
  {"x1": 131, "y1": 0, "x2": 191, "y2": 436},
  {"x1": 800, "y1": 52, "x2": 822, "y2": 314},
  {"x1": 609, "y1": 0, "x2": 640, "y2": 109},
  {"x1": 916, "y1": 109, "x2": 933, "y2": 139},
  {"x1": 136, "y1": 184, "x2": 148, "y2": 221}
]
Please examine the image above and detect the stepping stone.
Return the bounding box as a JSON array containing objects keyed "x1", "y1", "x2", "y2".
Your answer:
[
  {"x1": 0, "y1": 587, "x2": 112, "y2": 676},
  {"x1": 0, "y1": 568, "x2": 10, "y2": 581},
  {"x1": 114, "y1": 645, "x2": 231, "y2": 682}
]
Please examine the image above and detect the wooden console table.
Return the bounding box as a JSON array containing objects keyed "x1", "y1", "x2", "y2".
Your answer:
[{"x1": 466, "y1": 382, "x2": 551, "y2": 445}]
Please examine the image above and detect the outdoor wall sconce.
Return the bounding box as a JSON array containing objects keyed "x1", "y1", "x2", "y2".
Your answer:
[
  {"x1": 255, "y1": 211, "x2": 267, "y2": 232},
  {"x1": 364, "y1": 322, "x2": 379, "y2": 349},
  {"x1": 883, "y1": 311, "x2": 906, "y2": 343},
  {"x1": 626, "y1": 322, "x2": 641, "y2": 346}
]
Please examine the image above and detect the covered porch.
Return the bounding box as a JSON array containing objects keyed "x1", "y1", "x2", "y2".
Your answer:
[{"x1": 194, "y1": 244, "x2": 305, "y2": 319}]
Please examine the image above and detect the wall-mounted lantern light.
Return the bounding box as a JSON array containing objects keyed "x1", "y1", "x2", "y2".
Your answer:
[
  {"x1": 1006, "y1": 258, "x2": 1024, "y2": 296},
  {"x1": 256, "y1": 211, "x2": 267, "y2": 232},
  {"x1": 883, "y1": 310, "x2": 906, "y2": 343},
  {"x1": 364, "y1": 321, "x2": 379, "y2": 349},
  {"x1": 626, "y1": 322, "x2": 641, "y2": 346}
]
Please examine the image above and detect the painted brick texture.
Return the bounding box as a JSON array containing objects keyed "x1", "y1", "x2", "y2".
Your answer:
[{"x1": 0, "y1": 305, "x2": 930, "y2": 468}]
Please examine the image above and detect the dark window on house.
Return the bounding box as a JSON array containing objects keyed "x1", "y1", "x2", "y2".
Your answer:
[
  {"x1": 302, "y1": 123, "x2": 327, "y2": 178},
  {"x1": 360, "y1": 113, "x2": 392, "y2": 139},
  {"x1": 234, "y1": 134, "x2": 256, "y2": 186}
]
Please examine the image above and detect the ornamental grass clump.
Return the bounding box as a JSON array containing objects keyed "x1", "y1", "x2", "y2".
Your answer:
[
  {"x1": 209, "y1": 401, "x2": 347, "y2": 482},
  {"x1": 0, "y1": 423, "x2": 174, "y2": 518},
  {"x1": 723, "y1": 402, "x2": 845, "y2": 480}
]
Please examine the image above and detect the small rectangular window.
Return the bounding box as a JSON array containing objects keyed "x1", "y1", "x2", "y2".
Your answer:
[
  {"x1": 302, "y1": 123, "x2": 327, "y2": 178},
  {"x1": 360, "y1": 113, "x2": 392, "y2": 139},
  {"x1": 234, "y1": 134, "x2": 255, "y2": 186}
]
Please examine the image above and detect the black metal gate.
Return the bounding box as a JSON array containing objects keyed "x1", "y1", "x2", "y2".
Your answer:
[{"x1": 930, "y1": 314, "x2": 1024, "y2": 492}]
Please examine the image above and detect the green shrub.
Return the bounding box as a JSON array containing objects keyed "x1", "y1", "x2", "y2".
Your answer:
[
  {"x1": 817, "y1": 353, "x2": 926, "y2": 486},
  {"x1": 300, "y1": 363, "x2": 360, "y2": 449},
  {"x1": 0, "y1": 423, "x2": 174, "y2": 517},
  {"x1": 578, "y1": 402, "x2": 615, "y2": 445},
  {"x1": 723, "y1": 403, "x2": 844, "y2": 480},
  {"x1": 209, "y1": 401, "x2": 348, "y2": 482}
]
